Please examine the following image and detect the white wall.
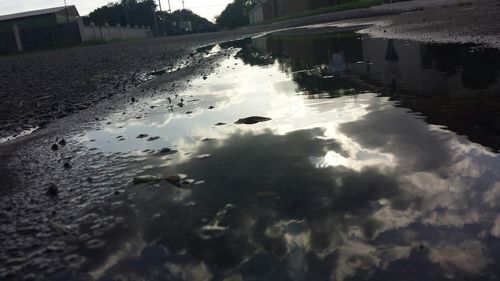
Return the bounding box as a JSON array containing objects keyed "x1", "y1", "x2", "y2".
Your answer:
[{"x1": 78, "y1": 19, "x2": 152, "y2": 42}]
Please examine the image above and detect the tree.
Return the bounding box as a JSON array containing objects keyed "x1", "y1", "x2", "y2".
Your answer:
[
  {"x1": 216, "y1": 0, "x2": 259, "y2": 29},
  {"x1": 157, "y1": 9, "x2": 220, "y2": 35},
  {"x1": 84, "y1": 0, "x2": 217, "y2": 36},
  {"x1": 85, "y1": 0, "x2": 157, "y2": 28}
]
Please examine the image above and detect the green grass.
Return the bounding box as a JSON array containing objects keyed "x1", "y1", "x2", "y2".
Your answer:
[{"x1": 258, "y1": 0, "x2": 383, "y2": 24}]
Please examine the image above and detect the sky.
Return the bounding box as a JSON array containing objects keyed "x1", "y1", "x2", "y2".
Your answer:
[{"x1": 0, "y1": 0, "x2": 233, "y2": 22}]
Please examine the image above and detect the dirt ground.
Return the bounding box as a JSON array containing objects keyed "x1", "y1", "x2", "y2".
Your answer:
[{"x1": 364, "y1": 0, "x2": 500, "y2": 48}]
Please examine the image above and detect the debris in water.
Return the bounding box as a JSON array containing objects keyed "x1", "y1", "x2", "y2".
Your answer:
[
  {"x1": 196, "y1": 154, "x2": 211, "y2": 159},
  {"x1": 198, "y1": 204, "x2": 235, "y2": 240},
  {"x1": 215, "y1": 122, "x2": 226, "y2": 126},
  {"x1": 165, "y1": 174, "x2": 187, "y2": 187},
  {"x1": 235, "y1": 116, "x2": 271, "y2": 125},
  {"x1": 208, "y1": 106, "x2": 215, "y2": 109},
  {"x1": 133, "y1": 174, "x2": 187, "y2": 187},
  {"x1": 182, "y1": 179, "x2": 195, "y2": 185},
  {"x1": 137, "y1": 134, "x2": 149, "y2": 139},
  {"x1": 199, "y1": 225, "x2": 227, "y2": 240},
  {"x1": 147, "y1": 136, "x2": 160, "y2": 141},
  {"x1": 133, "y1": 175, "x2": 162, "y2": 184}
]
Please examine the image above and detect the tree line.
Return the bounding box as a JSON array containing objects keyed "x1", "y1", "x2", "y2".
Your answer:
[{"x1": 82, "y1": 0, "x2": 259, "y2": 35}]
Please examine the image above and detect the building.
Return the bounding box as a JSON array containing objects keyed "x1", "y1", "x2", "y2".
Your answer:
[
  {"x1": 0, "y1": 6, "x2": 81, "y2": 52},
  {"x1": 249, "y1": 0, "x2": 344, "y2": 24},
  {"x1": 0, "y1": 6, "x2": 152, "y2": 54},
  {"x1": 0, "y1": 6, "x2": 80, "y2": 32}
]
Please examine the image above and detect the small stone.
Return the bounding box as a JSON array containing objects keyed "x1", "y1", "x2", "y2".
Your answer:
[
  {"x1": 63, "y1": 162, "x2": 71, "y2": 169},
  {"x1": 58, "y1": 139, "x2": 66, "y2": 146},
  {"x1": 86, "y1": 239, "x2": 106, "y2": 250},
  {"x1": 147, "y1": 136, "x2": 160, "y2": 142},
  {"x1": 46, "y1": 183, "x2": 58, "y2": 197},
  {"x1": 235, "y1": 116, "x2": 272, "y2": 125},
  {"x1": 136, "y1": 134, "x2": 148, "y2": 139},
  {"x1": 208, "y1": 106, "x2": 215, "y2": 109},
  {"x1": 51, "y1": 144, "x2": 59, "y2": 151},
  {"x1": 159, "y1": 148, "x2": 172, "y2": 154},
  {"x1": 215, "y1": 122, "x2": 226, "y2": 126}
]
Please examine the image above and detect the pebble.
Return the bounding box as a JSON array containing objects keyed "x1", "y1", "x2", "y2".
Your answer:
[
  {"x1": 86, "y1": 239, "x2": 106, "y2": 250},
  {"x1": 235, "y1": 116, "x2": 272, "y2": 125},
  {"x1": 46, "y1": 183, "x2": 58, "y2": 197},
  {"x1": 159, "y1": 147, "x2": 172, "y2": 154}
]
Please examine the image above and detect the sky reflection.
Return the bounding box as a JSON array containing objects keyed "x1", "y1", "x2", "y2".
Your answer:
[{"x1": 71, "y1": 33, "x2": 500, "y2": 281}]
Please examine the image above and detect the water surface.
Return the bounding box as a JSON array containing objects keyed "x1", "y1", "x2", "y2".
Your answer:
[{"x1": 66, "y1": 30, "x2": 500, "y2": 281}]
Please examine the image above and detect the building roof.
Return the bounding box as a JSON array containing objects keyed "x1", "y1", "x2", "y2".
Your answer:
[{"x1": 0, "y1": 6, "x2": 79, "y2": 22}]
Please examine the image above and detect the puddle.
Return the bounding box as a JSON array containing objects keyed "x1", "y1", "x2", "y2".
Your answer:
[{"x1": 6, "y1": 29, "x2": 500, "y2": 280}]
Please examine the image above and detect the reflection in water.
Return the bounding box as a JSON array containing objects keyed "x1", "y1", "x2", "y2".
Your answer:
[
  {"x1": 244, "y1": 32, "x2": 500, "y2": 151},
  {"x1": 61, "y1": 31, "x2": 500, "y2": 281},
  {"x1": 384, "y1": 39, "x2": 401, "y2": 93}
]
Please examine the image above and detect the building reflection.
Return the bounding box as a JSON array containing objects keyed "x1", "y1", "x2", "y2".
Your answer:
[{"x1": 240, "y1": 32, "x2": 500, "y2": 151}]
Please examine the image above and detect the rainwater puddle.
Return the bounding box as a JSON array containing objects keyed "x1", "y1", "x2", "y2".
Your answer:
[{"x1": 66, "y1": 30, "x2": 500, "y2": 280}]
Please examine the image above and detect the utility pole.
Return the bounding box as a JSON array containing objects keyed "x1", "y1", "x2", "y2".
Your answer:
[
  {"x1": 158, "y1": 0, "x2": 163, "y2": 12},
  {"x1": 150, "y1": 0, "x2": 158, "y2": 35},
  {"x1": 63, "y1": 0, "x2": 69, "y2": 23},
  {"x1": 167, "y1": 0, "x2": 171, "y2": 12},
  {"x1": 122, "y1": 0, "x2": 130, "y2": 26},
  {"x1": 182, "y1": 0, "x2": 185, "y2": 10}
]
